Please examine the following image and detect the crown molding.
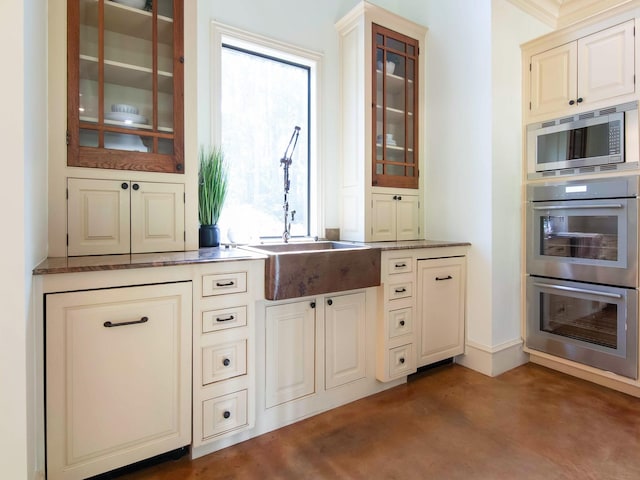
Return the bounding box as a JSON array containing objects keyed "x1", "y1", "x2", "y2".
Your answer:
[{"x1": 506, "y1": 0, "x2": 632, "y2": 28}]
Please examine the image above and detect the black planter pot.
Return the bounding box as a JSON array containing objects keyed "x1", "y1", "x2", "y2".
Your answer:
[{"x1": 199, "y1": 224, "x2": 221, "y2": 248}]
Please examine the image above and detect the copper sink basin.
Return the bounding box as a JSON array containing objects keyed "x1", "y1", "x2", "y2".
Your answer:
[{"x1": 241, "y1": 241, "x2": 381, "y2": 300}]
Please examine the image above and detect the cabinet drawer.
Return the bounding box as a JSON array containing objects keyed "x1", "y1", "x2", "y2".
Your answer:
[
  {"x1": 388, "y1": 344, "x2": 415, "y2": 378},
  {"x1": 387, "y1": 281, "x2": 413, "y2": 301},
  {"x1": 202, "y1": 306, "x2": 247, "y2": 333},
  {"x1": 202, "y1": 340, "x2": 247, "y2": 385},
  {"x1": 202, "y1": 272, "x2": 247, "y2": 297},
  {"x1": 202, "y1": 389, "x2": 248, "y2": 439},
  {"x1": 387, "y1": 257, "x2": 412, "y2": 275},
  {"x1": 388, "y1": 307, "x2": 413, "y2": 339}
]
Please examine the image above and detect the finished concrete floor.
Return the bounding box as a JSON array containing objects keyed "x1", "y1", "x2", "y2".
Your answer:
[{"x1": 117, "y1": 363, "x2": 640, "y2": 479}]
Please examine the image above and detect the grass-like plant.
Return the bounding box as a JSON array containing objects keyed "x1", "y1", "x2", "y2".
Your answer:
[{"x1": 198, "y1": 146, "x2": 229, "y2": 226}]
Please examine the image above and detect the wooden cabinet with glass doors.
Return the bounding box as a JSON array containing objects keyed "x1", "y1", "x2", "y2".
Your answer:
[
  {"x1": 67, "y1": 0, "x2": 184, "y2": 173},
  {"x1": 372, "y1": 24, "x2": 419, "y2": 189}
]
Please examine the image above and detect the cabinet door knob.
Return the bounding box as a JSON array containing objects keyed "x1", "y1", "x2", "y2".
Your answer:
[
  {"x1": 392, "y1": 195, "x2": 398, "y2": 200},
  {"x1": 223, "y1": 358, "x2": 231, "y2": 367},
  {"x1": 569, "y1": 99, "x2": 576, "y2": 105},
  {"x1": 576, "y1": 97, "x2": 583, "y2": 103},
  {"x1": 399, "y1": 357, "x2": 405, "y2": 364},
  {"x1": 397, "y1": 196, "x2": 402, "y2": 201},
  {"x1": 310, "y1": 301, "x2": 316, "y2": 308},
  {"x1": 121, "y1": 182, "x2": 129, "y2": 190},
  {"x1": 132, "y1": 183, "x2": 140, "y2": 191},
  {"x1": 399, "y1": 320, "x2": 405, "y2": 326},
  {"x1": 327, "y1": 299, "x2": 333, "y2": 306},
  {"x1": 223, "y1": 410, "x2": 231, "y2": 419}
]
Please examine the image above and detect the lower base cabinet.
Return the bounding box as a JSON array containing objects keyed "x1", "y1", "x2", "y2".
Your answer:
[
  {"x1": 265, "y1": 292, "x2": 367, "y2": 408},
  {"x1": 45, "y1": 282, "x2": 192, "y2": 480},
  {"x1": 417, "y1": 256, "x2": 466, "y2": 367}
]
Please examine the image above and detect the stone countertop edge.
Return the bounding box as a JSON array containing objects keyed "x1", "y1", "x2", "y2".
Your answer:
[{"x1": 33, "y1": 240, "x2": 471, "y2": 275}]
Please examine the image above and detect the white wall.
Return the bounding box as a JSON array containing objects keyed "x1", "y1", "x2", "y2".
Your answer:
[{"x1": 0, "y1": 0, "x2": 48, "y2": 478}]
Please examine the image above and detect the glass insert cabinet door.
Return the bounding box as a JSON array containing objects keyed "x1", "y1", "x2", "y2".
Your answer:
[
  {"x1": 372, "y1": 23, "x2": 419, "y2": 189},
  {"x1": 67, "y1": 0, "x2": 184, "y2": 173}
]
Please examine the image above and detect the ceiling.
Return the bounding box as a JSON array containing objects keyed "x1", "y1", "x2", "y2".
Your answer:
[{"x1": 507, "y1": 0, "x2": 632, "y2": 28}]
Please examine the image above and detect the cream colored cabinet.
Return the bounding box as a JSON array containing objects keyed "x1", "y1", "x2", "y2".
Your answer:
[
  {"x1": 265, "y1": 300, "x2": 316, "y2": 408},
  {"x1": 45, "y1": 282, "x2": 192, "y2": 480},
  {"x1": 193, "y1": 261, "x2": 261, "y2": 452},
  {"x1": 324, "y1": 292, "x2": 367, "y2": 389},
  {"x1": 337, "y1": 2, "x2": 426, "y2": 242},
  {"x1": 67, "y1": 177, "x2": 184, "y2": 256},
  {"x1": 528, "y1": 20, "x2": 635, "y2": 120},
  {"x1": 417, "y1": 256, "x2": 466, "y2": 367},
  {"x1": 371, "y1": 193, "x2": 420, "y2": 241},
  {"x1": 376, "y1": 253, "x2": 416, "y2": 381}
]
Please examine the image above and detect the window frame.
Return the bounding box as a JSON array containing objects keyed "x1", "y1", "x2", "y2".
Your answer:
[{"x1": 210, "y1": 22, "x2": 322, "y2": 241}]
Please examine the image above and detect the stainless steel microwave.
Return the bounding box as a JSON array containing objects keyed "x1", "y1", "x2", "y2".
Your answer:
[{"x1": 527, "y1": 101, "x2": 638, "y2": 179}]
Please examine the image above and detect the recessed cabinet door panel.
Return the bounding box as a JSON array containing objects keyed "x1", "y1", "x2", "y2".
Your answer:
[
  {"x1": 67, "y1": 178, "x2": 130, "y2": 256},
  {"x1": 45, "y1": 282, "x2": 191, "y2": 480},
  {"x1": 578, "y1": 20, "x2": 635, "y2": 105},
  {"x1": 265, "y1": 301, "x2": 315, "y2": 408},
  {"x1": 130, "y1": 181, "x2": 184, "y2": 253},
  {"x1": 530, "y1": 42, "x2": 577, "y2": 118},
  {"x1": 325, "y1": 293, "x2": 366, "y2": 389},
  {"x1": 371, "y1": 194, "x2": 396, "y2": 241},
  {"x1": 396, "y1": 195, "x2": 419, "y2": 240},
  {"x1": 417, "y1": 257, "x2": 466, "y2": 367}
]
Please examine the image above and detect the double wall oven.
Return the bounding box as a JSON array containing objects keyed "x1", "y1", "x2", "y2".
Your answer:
[{"x1": 526, "y1": 176, "x2": 639, "y2": 379}]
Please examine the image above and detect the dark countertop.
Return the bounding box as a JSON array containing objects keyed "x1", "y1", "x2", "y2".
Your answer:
[{"x1": 33, "y1": 240, "x2": 470, "y2": 275}]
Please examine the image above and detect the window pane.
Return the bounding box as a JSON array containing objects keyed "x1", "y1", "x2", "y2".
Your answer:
[{"x1": 220, "y1": 45, "x2": 309, "y2": 240}]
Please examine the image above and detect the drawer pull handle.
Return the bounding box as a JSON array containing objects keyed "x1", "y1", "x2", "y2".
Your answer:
[
  {"x1": 435, "y1": 275, "x2": 453, "y2": 281},
  {"x1": 104, "y1": 316, "x2": 148, "y2": 328},
  {"x1": 223, "y1": 410, "x2": 231, "y2": 419},
  {"x1": 223, "y1": 358, "x2": 231, "y2": 367},
  {"x1": 216, "y1": 315, "x2": 235, "y2": 323},
  {"x1": 399, "y1": 320, "x2": 405, "y2": 326},
  {"x1": 395, "y1": 263, "x2": 407, "y2": 268},
  {"x1": 395, "y1": 287, "x2": 407, "y2": 293},
  {"x1": 399, "y1": 357, "x2": 405, "y2": 364},
  {"x1": 216, "y1": 281, "x2": 235, "y2": 287}
]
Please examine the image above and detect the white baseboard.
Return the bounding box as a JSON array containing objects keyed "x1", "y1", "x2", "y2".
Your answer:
[{"x1": 456, "y1": 339, "x2": 529, "y2": 377}]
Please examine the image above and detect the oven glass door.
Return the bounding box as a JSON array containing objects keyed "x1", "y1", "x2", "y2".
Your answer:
[
  {"x1": 527, "y1": 276, "x2": 638, "y2": 379},
  {"x1": 527, "y1": 197, "x2": 637, "y2": 287}
]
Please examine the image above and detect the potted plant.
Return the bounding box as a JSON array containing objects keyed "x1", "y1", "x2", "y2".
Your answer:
[{"x1": 198, "y1": 146, "x2": 228, "y2": 247}]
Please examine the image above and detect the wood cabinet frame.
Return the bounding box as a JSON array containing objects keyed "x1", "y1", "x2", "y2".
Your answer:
[{"x1": 67, "y1": 0, "x2": 184, "y2": 173}]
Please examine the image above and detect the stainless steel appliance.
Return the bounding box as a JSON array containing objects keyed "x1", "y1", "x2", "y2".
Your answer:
[
  {"x1": 527, "y1": 101, "x2": 638, "y2": 179},
  {"x1": 526, "y1": 176, "x2": 639, "y2": 379}
]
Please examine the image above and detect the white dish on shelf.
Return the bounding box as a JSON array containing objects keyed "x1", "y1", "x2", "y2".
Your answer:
[
  {"x1": 111, "y1": 0, "x2": 147, "y2": 9},
  {"x1": 105, "y1": 111, "x2": 148, "y2": 125},
  {"x1": 104, "y1": 132, "x2": 148, "y2": 152}
]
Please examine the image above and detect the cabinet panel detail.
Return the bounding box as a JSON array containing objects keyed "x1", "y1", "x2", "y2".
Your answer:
[
  {"x1": 325, "y1": 293, "x2": 367, "y2": 389},
  {"x1": 387, "y1": 280, "x2": 413, "y2": 301},
  {"x1": 388, "y1": 343, "x2": 414, "y2": 378},
  {"x1": 202, "y1": 340, "x2": 247, "y2": 385},
  {"x1": 387, "y1": 256, "x2": 412, "y2": 275},
  {"x1": 265, "y1": 301, "x2": 315, "y2": 408},
  {"x1": 202, "y1": 272, "x2": 248, "y2": 297},
  {"x1": 202, "y1": 306, "x2": 248, "y2": 333},
  {"x1": 202, "y1": 390, "x2": 248, "y2": 440},
  {"x1": 388, "y1": 307, "x2": 413, "y2": 339}
]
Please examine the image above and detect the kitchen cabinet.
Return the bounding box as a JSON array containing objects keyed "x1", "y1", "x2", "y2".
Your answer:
[
  {"x1": 371, "y1": 193, "x2": 420, "y2": 241},
  {"x1": 527, "y1": 20, "x2": 635, "y2": 121},
  {"x1": 67, "y1": 0, "x2": 184, "y2": 173},
  {"x1": 67, "y1": 177, "x2": 184, "y2": 256},
  {"x1": 376, "y1": 252, "x2": 416, "y2": 381},
  {"x1": 265, "y1": 291, "x2": 367, "y2": 407},
  {"x1": 193, "y1": 261, "x2": 262, "y2": 452},
  {"x1": 337, "y1": 2, "x2": 426, "y2": 242},
  {"x1": 417, "y1": 256, "x2": 466, "y2": 367},
  {"x1": 45, "y1": 281, "x2": 192, "y2": 480}
]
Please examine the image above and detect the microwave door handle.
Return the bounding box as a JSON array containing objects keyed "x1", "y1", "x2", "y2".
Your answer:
[
  {"x1": 532, "y1": 203, "x2": 623, "y2": 211},
  {"x1": 533, "y1": 282, "x2": 623, "y2": 299}
]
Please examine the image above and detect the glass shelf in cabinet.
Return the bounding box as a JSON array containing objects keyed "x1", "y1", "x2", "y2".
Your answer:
[{"x1": 79, "y1": 55, "x2": 174, "y2": 94}]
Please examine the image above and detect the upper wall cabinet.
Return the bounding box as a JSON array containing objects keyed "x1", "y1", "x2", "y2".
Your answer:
[
  {"x1": 372, "y1": 24, "x2": 420, "y2": 189},
  {"x1": 527, "y1": 19, "x2": 636, "y2": 122},
  {"x1": 67, "y1": 0, "x2": 184, "y2": 173}
]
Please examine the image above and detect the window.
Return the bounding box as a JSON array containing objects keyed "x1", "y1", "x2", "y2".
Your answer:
[{"x1": 212, "y1": 25, "x2": 320, "y2": 242}]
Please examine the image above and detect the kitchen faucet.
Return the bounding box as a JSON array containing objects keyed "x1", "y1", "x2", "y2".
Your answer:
[{"x1": 280, "y1": 126, "x2": 301, "y2": 243}]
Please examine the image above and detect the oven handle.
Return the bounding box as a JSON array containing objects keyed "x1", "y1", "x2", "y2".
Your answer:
[
  {"x1": 533, "y1": 282, "x2": 623, "y2": 299},
  {"x1": 532, "y1": 203, "x2": 623, "y2": 211}
]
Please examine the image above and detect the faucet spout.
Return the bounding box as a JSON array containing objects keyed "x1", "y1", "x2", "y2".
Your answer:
[{"x1": 280, "y1": 126, "x2": 301, "y2": 243}]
